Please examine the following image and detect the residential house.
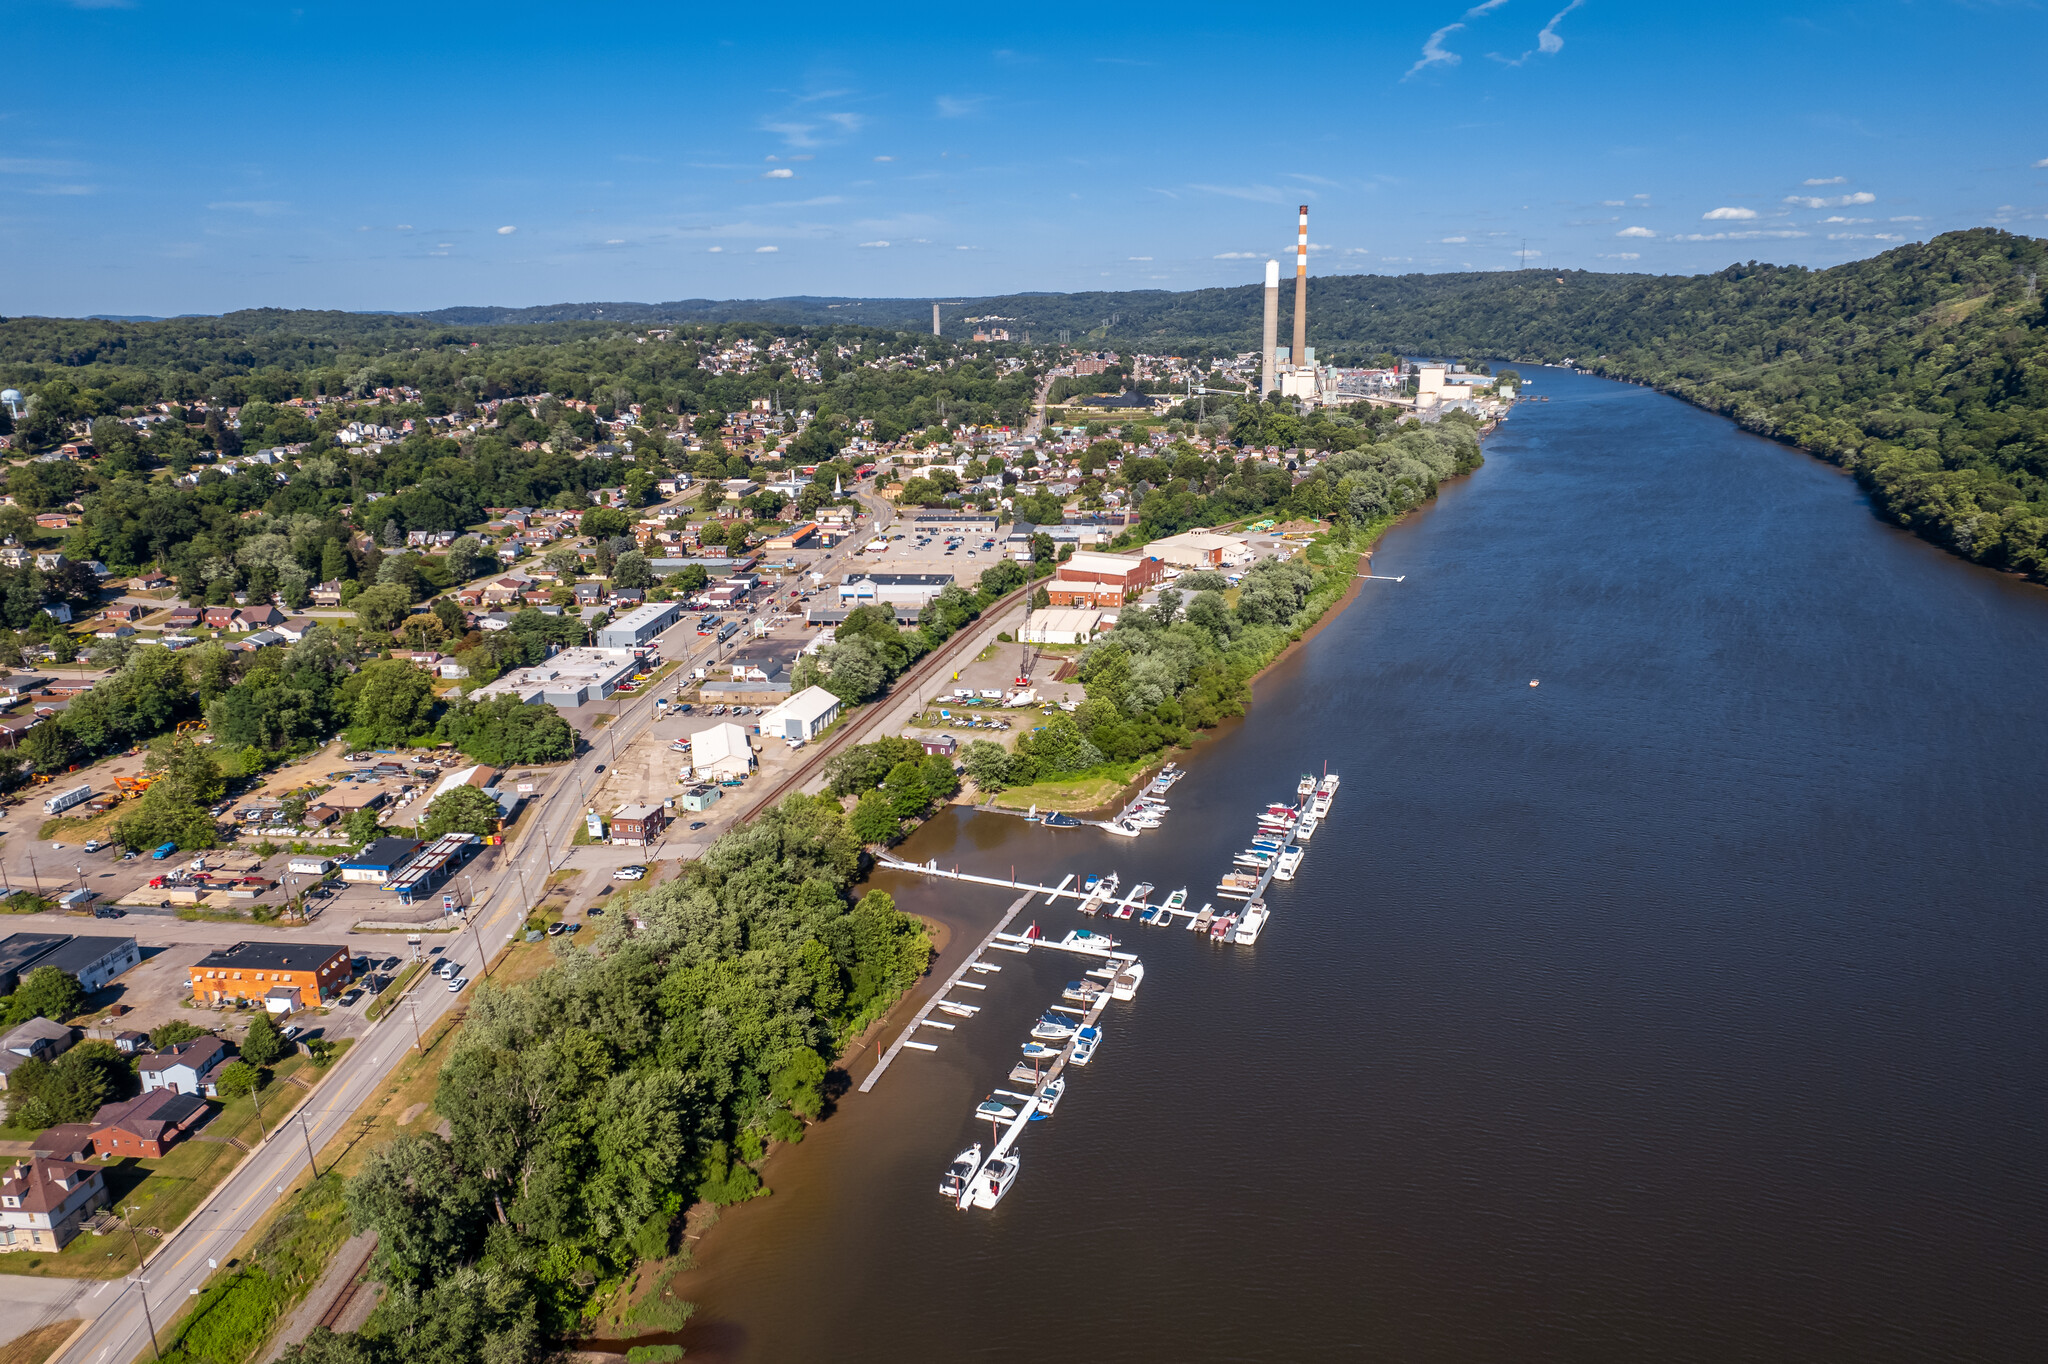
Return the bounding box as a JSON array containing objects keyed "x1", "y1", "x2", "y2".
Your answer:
[
  {"x1": 128, "y1": 571, "x2": 172, "y2": 592},
  {"x1": 609, "y1": 804, "x2": 667, "y2": 846},
  {"x1": 101, "y1": 603, "x2": 143, "y2": 624},
  {"x1": 573, "y1": 582, "x2": 604, "y2": 607},
  {"x1": 202, "y1": 606, "x2": 237, "y2": 631},
  {"x1": 235, "y1": 630, "x2": 284, "y2": 651},
  {"x1": 162, "y1": 608, "x2": 201, "y2": 631},
  {"x1": 0, "y1": 540, "x2": 27, "y2": 569},
  {"x1": 687, "y1": 723, "x2": 755, "y2": 780},
  {"x1": 0, "y1": 1018, "x2": 77, "y2": 1091},
  {"x1": 87, "y1": 1089, "x2": 210, "y2": 1159},
  {"x1": 93, "y1": 623, "x2": 135, "y2": 642},
  {"x1": 185, "y1": 941, "x2": 351, "y2": 1010},
  {"x1": 235, "y1": 605, "x2": 284, "y2": 630},
  {"x1": 0, "y1": 1156, "x2": 110, "y2": 1252},
  {"x1": 275, "y1": 616, "x2": 316, "y2": 642},
  {"x1": 918, "y1": 733, "x2": 958, "y2": 757},
  {"x1": 309, "y1": 580, "x2": 346, "y2": 607},
  {"x1": 138, "y1": 1036, "x2": 233, "y2": 1098}
]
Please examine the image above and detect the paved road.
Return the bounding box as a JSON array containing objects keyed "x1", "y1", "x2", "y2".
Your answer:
[{"x1": 42, "y1": 483, "x2": 900, "y2": 1364}]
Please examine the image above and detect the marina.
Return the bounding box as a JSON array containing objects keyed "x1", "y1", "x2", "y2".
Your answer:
[{"x1": 868, "y1": 768, "x2": 1341, "y2": 1211}]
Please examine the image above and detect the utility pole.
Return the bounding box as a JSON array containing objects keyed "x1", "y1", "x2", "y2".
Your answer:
[
  {"x1": 407, "y1": 998, "x2": 423, "y2": 1053},
  {"x1": 124, "y1": 1205, "x2": 161, "y2": 1360},
  {"x1": 298, "y1": 1110, "x2": 319, "y2": 1178},
  {"x1": 248, "y1": 1072, "x2": 267, "y2": 1139}
]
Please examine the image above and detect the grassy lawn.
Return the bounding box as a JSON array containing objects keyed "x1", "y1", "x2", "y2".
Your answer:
[
  {"x1": 38, "y1": 807, "x2": 124, "y2": 843},
  {"x1": 0, "y1": 1043, "x2": 352, "y2": 1280},
  {"x1": 985, "y1": 755, "x2": 1157, "y2": 813},
  {"x1": 0, "y1": 1320, "x2": 82, "y2": 1364}
]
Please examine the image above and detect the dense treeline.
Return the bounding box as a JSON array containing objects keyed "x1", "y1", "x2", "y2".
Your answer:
[{"x1": 287, "y1": 795, "x2": 930, "y2": 1364}]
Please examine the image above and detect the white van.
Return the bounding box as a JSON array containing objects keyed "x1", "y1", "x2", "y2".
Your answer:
[{"x1": 438, "y1": 959, "x2": 458, "y2": 980}]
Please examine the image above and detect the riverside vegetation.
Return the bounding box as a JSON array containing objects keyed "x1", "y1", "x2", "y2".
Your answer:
[{"x1": 278, "y1": 795, "x2": 931, "y2": 1364}]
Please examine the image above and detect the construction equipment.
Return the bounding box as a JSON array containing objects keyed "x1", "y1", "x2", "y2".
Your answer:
[
  {"x1": 175, "y1": 720, "x2": 207, "y2": 735},
  {"x1": 114, "y1": 775, "x2": 155, "y2": 795}
]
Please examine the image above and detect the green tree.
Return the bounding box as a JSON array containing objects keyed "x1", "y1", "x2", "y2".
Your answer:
[
  {"x1": 421, "y1": 785, "x2": 502, "y2": 838},
  {"x1": 213, "y1": 1059, "x2": 260, "y2": 1100},
  {"x1": 149, "y1": 1020, "x2": 206, "y2": 1050},
  {"x1": 611, "y1": 551, "x2": 654, "y2": 590},
  {"x1": 344, "y1": 659, "x2": 437, "y2": 745},
  {"x1": 881, "y1": 760, "x2": 929, "y2": 820},
  {"x1": 848, "y1": 789, "x2": 899, "y2": 843},
  {"x1": 352, "y1": 583, "x2": 414, "y2": 633},
  {"x1": 241, "y1": 1011, "x2": 288, "y2": 1067},
  {"x1": 1, "y1": 965, "x2": 84, "y2": 1028},
  {"x1": 18, "y1": 720, "x2": 78, "y2": 774},
  {"x1": 580, "y1": 506, "x2": 630, "y2": 539},
  {"x1": 343, "y1": 808, "x2": 384, "y2": 845}
]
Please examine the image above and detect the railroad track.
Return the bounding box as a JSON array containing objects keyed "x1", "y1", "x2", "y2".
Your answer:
[{"x1": 315, "y1": 1238, "x2": 380, "y2": 1333}]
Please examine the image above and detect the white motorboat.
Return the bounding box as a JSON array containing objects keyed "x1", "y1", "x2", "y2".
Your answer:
[
  {"x1": 1030, "y1": 1076, "x2": 1066, "y2": 1120},
  {"x1": 1319, "y1": 772, "x2": 1339, "y2": 794},
  {"x1": 940, "y1": 1143, "x2": 983, "y2": 1200},
  {"x1": 975, "y1": 1095, "x2": 1021, "y2": 1121},
  {"x1": 1111, "y1": 960, "x2": 1145, "y2": 1000},
  {"x1": 1273, "y1": 846, "x2": 1304, "y2": 881},
  {"x1": 1069, "y1": 1025, "x2": 1101, "y2": 1065},
  {"x1": 1105, "y1": 820, "x2": 1142, "y2": 838},
  {"x1": 1163, "y1": 888, "x2": 1188, "y2": 914},
  {"x1": 1061, "y1": 979, "x2": 1106, "y2": 1005},
  {"x1": 1021, "y1": 1040, "x2": 1062, "y2": 1061},
  {"x1": 1234, "y1": 901, "x2": 1270, "y2": 944},
  {"x1": 966, "y1": 1152, "x2": 1020, "y2": 1209},
  {"x1": 1298, "y1": 774, "x2": 1318, "y2": 798},
  {"x1": 969, "y1": 961, "x2": 1001, "y2": 974},
  {"x1": 1310, "y1": 792, "x2": 1333, "y2": 818},
  {"x1": 1059, "y1": 928, "x2": 1121, "y2": 953},
  {"x1": 1031, "y1": 1014, "x2": 1078, "y2": 1041},
  {"x1": 1234, "y1": 850, "x2": 1274, "y2": 868},
  {"x1": 937, "y1": 1000, "x2": 981, "y2": 1017},
  {"x1": 1294, "y1": 812, "x2": 1319, "y2": 841},
  {"x1": 1208, "y1": 911, "x2": 1238, "y2": 940}
]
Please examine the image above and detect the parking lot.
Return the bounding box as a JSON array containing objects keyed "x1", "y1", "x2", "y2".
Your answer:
[{"x1": 850, "y1": 523, "x2": 1009, "y2": 582}]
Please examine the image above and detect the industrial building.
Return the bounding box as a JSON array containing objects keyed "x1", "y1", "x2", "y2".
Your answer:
[
  {"x1": 596, "y1": 600, "x2": 680, "y2": 650},
  {"x1": 688, "y1": 722, "x2": 755, "y2": 780},
  {"x1": 1047, "y1": 551, "x2": 1165, "y2": 609},
  {"x1": 185, "y1": 941, "x2": 352, "y2": 1010},
  {"x1": 1148, "y1": 531, "x2": 1253, "y2": 570},
  {"x1": 1020, "y1": 608, "x2": 1107, "y2": 645},
  {"x1": 0, "y1": 932, "x2": 141, "y2": 995},
  {"x1": 470, "y1": 648, "x2": 640, "y2": 707},
  {"x1": 839, "y1": 572, "x2": 954, "y2": 609},
  {"x1": 759, "y1": 685, "x2": 842, "y2": 742}
]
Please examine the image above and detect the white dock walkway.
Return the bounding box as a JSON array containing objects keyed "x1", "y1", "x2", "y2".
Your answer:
[{"x1": 861, "y1": 883, "x2": 1036, "y2": 1093}]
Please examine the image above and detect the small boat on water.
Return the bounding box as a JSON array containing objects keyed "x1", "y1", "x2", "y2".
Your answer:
[
  {"x1": 1128, "y1": 882, "x2": 1154, "y2": 902},
  {"x1": 1234, "y1": 851, "x2": 1274, "y2": 869},
  {"x1": 1319, "y1": 773, "x2": 1340, "y2": 795},
  {"x1": 1059, "y1": 928, "x2": 1121, "y2": 952},
  {"x1": 1021, "y1": 1040, "x2": 1062, "y2": 1061},
  {"x1": 976, "y1": 1095, "x2": 1021, "y2": 1121},
  {"x1": 1209, "y1": 912, "x2": 1239, "y2": 940},
  {"x1": 1294, "y1": 813, "x2": 1319, "y2": 841},
  {"x1": 1234, "y1": 901, "x2": 1270, "y2": 944},
  {"x1": 1030, "y1": 1014, "x2": 1077, "y2": 1041},
  {"x1": 937, "y1": 1000, "x2": 981, "y2": 1017},
  {"x1": 1030, "y1": 1076, "x2": 1066, "y2": 1120},
  {"x1": 1061, "y1": 979, "x2": 1106, "y2": 1005},
  {"x1": 1191, "y1": 902, "x2": 1216, "y2": 931},
  {"x1": 1105, "y1": 820, "x2": 1141, "y2": 838},
  {"x1": 1111, "y1": 960, "x2": 1146, "y2": 1000},
  {"x1": 1163, "y1": 888, "x2": 1188, "y2": 914},
  {"x1": 1069, "y1": 1025, "x2": 1101, "y2": 1065},
  {"x1": 940, "y1": 1143, "x2": 983, "y2": 1200},
  {"x1": 965, "y1": 1152, "x2": 1020, "y2": 1209},
  {"x1": 1298, "y1": 774, "x2": 1318, "y2": 798},
  {"x1": 1082, "y1": 874, "x2": 1102, "y2": 893},
  {"x1": 1042, "y1": 811, "x2": 1081, "y2": 828},
  {"x1": 1273, "y1": 846, "x2": 1304, "y2": 881},
  {"x1": 969, "y1": 961, "x2": 1001, "y2": 974},
  {"x1": 1310, "y1": 792, "x2": 1332, "y2": 818},
  {"x1": 1110, "y1": 900, "x2": 1135, "y2": 919}
]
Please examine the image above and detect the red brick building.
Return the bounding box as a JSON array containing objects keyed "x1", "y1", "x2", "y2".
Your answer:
[{"x1": 1045, "y1": 551, "x2": 1165, "y2": 609}]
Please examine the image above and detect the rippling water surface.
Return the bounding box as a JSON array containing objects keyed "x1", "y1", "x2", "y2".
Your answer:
[{"x1": 679, "y1": 368, "x2": 2048, "y2": 1363}]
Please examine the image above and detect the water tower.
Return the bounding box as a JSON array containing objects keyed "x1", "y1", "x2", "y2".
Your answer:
[{"x1": 0, "y1": 389, "x2": 21, "y2": 419}]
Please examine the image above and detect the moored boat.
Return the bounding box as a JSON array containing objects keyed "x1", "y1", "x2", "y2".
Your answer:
[
  {"x1": 1234, "y1": 901, "x2": 1269, "y2": 944},
  {"x1": 1273, "y1": 846, "x2": 1304, "y2": 881},
  {"x1": 1021, "y1": 1040, "x2": 1062, "y2": 1061},
  {"x1": 1030, "y1": 1014, "x2": 1077, "y2": 1041},
  {"x1": 1061, "y1": 979, "x2": 1105, "y2": 1005},
  {"x1": 1294, "y1": 812, "x2": 1319, "y2": 841},
  {"x1": 1059, "y1": 928, "x2": 1121, "y2": 952},
  {"x1": 1298, "y1": 774, "x2": 1317, "y2": 797},
  {"x1": 1163, "y1": 888, "x2": 1188, "y2": 914},
  {"x1": 965, "y1": 1151, "x2": 1020, "y2": 1209},
  {"x1": 1042, "y1": 811, "x2": 1081, "y2": 827},
  {"x1": 1111, "y1": 960, "x2": 1145, "y2": 1000},
  {"x1": 976, "y1": 1095, "x2": 1021, "y2": 1121},
  {"x1": 1069, "y1": 1025, "x2": 1101, "y2": 1065},
  {"x1": 1191, "y1": 902, "x2": 1216, "y2": 930},
  {"x1": 940, "y1": 1143, "x2": 983, "y2": 1200},
  {"x1": 936, "y1": 1000, "x2": 981, "y2": 1017},
  {"x1": 1030, "y1": 1076, "x2": 1066, "y2": 1120},
  {"x1": 1208, "y1": 911, "x2": 1238, "y2": 940}
]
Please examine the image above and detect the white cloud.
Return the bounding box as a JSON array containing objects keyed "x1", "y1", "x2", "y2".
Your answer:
[
  {"x1": 1404, "y1": 23, "x2": 1464, "y2": 79},
  {"x1": 755, "y1": 245, "x2": 778, "y2": 253},
  {"x1": 874, "y1": 155, "x2": 894, "y2": 162},
  {"x1": 1491, "y1": 0, "x2": 1586, "y2": 66},
  {"x1": 956, "y1": 244, "x2": 972, "y2": 250},
  {"x1": 1820, "y1": 216, "x2": 1871, "y2": 224},
  {"x1": 1598, "y1": 252, "x2": 1642, "y2": 260},
  {"x1": 1785, "y1": 191, "x2": 1876, "y2": 209},
  {"x1": 1441, "y1": 236, "x2": 1468, "y2": 243},
  {"x1": 496, "y1": 225, "x2": 517, "y2": 234},
  {"x1": 763, "y1": 168, "x2": 794, "y2": 179},
  {"x1": 604, "y1": 239, "x2": 625, "y2": 245},
  {"x1": 207, "y1": 200, "x2": 288, "y2": 215},
  {"x1": 859, "y1": 240, "x2": 890, "y2": 248},
  {"x1": 1187, "y1": 182, "x2": 1292, "y2": 204},
  {"x1": 1600, "y1": 200, "x2": 1626, "y2": 207},
  {"x1": 0, "y1": 157, "x2": 88, "y2": 175},
  {"x1": 1214, "y1": 251, "x2": 1259, "y2": 259},
  {"x1": 1616, "y1": 226, "x2": 1656, "y2": 238},
  {"x1": 1129, "y1": 256, "x2": 1152, "y2": 261},
  {"x1": 32, "y1": 184, "x2": 96, "y2": 196},
  {"x1": 707, "y1": 246, "x2": 724, "y2": 253},
  {"x1": 396, "y1": 224, "x2": 413, "y2": 230},
  {"x1": 1672, "y1": 229, "x2": 1810, "y2": 241},
  {"x1": 1702, "y1": 206, "x2": 1756, "y2": 220},
  {"x1": 1890, "y1": 216, "x2": 1925, "y2": 222},
  {"x1": 1803, "y1": 176, "x2": 1848, "y2": 186},
  {"x1": 2034, "y1": 157, "x2": 2048, "y2": 169}
]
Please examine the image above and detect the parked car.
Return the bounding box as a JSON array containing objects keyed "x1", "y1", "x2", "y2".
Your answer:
[
  {"x1": 83, "y1": 839, "x2": 103, "y2": 853},
  {"x1": 613, "y1": 866, "x2": 647, "y2": 881},
  {"x1": 339, "y1": 990, "x2": 362, "y2": 1007},
  {"x1": 448, "y1": 976, "x2": 468, "y2": 992}
]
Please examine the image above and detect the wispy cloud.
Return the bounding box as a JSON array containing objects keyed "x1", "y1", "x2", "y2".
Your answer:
[
  {"x1": 873, "y1": 155, "x2": 894, "y2": 162},
  {"x1": 207, "y1": 200, "x2": 289, "y2": 215},
  {"x1": 1598, "y1": 252, "x2": 1641, "y2": 261},
  {"x1": 1404, "y1": 23, "x2": 1465, "y2": 80},
  {"x1": 1188, "y1": 182, "x2": 1293, "y2": 204},
  {"x1": 1128, "y1": 256, "x2": 1152, "y2": 261},
  {"x1": 1616, "y1": 225, "x2": 1656, "y2": 238},
  {"x1": 763, "y1": 167, "x2": 795, "y2": 179},
  {"x1": 30, "y1": 183, "x2": 95, "y2": 196},
  {"x1": 496, "y1": 224, "x2": 517, "y2": 235},
  {"x1": 755, "y1": 245, "x2": 778, "y2": 253},
  {"x1": 858, "y1": 240, "x2": 890, "y2": 248},
  {"x1": 1491, "y1": 0, "x2": 1585, "y2": 66},
  {"x1": 1889, "y1": 215, "x2": 1925, "y2": 222},
  {"x1": 1214, "y1": 251, "x2": 1260, "y2": 259},
  {"x1": 2032, "y1": 157, "x2": 2048, "y2": 169},
  {"x1": 1441, "y1": 235, "x2": 1468, "y2": 243},
  {"x1": 1672, "y1": 229, "x2": 1810, "y2": 241},
  {"x1": 0, "y1": 157, "x2": 87, "y2": 176},
  {"x1": 1820, "y1": 215, "x2": 1871, "y2": 224},
  {"x1": 1288, "y1": 173, "x2": 1341, "y2": 187},
  {"x1": 1702, "y1": 206, "x2": 1756, "y2": 220},
  {"x1": 936, "y1": 94, "x2": 986, "y2": 118},
  {"x1": 1785, "y1": 191, "x2": 1875, "y2": 208},
  {"x1": 1803, "y1": 176, "x2": 1848, "y2": 186}
]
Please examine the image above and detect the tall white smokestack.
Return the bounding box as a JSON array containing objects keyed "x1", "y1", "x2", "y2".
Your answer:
[
  {"x1": 1261, "y1": 259, "x2": 1280, "y2": 396},
  {"x1": 932, "y1": 303, "x2": 941, "y2": 336},
  {"x1": 1291, "y1": 205, "x2": 1309, "y2": 375}
]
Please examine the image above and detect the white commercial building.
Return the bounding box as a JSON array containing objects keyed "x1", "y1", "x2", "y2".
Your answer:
[
  {"x1": 469, "y1": 648, "x2": 639, "y2": 707},
  {"x1": 759, "y1": 685, "x2": 841, "y2": 742},
  {"x1": 1020, "y1": 608, "x2": 1106, "y2": 645},
  {"x1": 1148, "y1": 530, "x2": 1252, "y2": 570},
  {"x1": 688, "y1": 722, "x2": 756, "y2": 780}
]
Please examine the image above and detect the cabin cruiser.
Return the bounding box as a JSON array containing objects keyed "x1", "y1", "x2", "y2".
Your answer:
[
  {"x1": 1163, "y1": 888, "x2": 1188, "y2": 914},
  {"x1": 940, "y1": 1143, "x2": 983, "y2": 1200},
  {"x1": 965, "y1": 1151, "x2": 1020, "y2": 1209},
  {"x1": 1030, "y1": 1013, "x2": 1078, "y2": 1041},
  {"x1": 1021, "y1": 1040, "x2": 1062, "y2": 1061},
  {"x1": 1190, "y1": 902, "x2": 1216, "y2": 931},
  {"x1": 1068, "y1": 1025, "x2": 1101, "y2": 1065},
  {"x1": 1319, "y1": 773, "x2": 1340, "y2": 795},
  {"x1": 1234, "y1": 901, "x2": 1270, "y2": 944},
  {"x1": 1059, "y1": 928, "x2": 1120, "y2": 952},
  {"x1": 1294, "y1": 812, "x2": 1319, "y2": 841},
  {"x1": 1298, "y1": 774, "x2": 1318, "y2": 798},
  {"x1": 976, "y1": 1094, "x2": 1021, "y2": 1121},
  {"x1": 1030, "y1": 1076, "x2": 1066, "y2": 1120},
  {"x1": 1273, "y1": 846, "x2": 1304, "y2": 881},
  {"x1": 1042, "y1": 811, "x2": 1081, "y2": 828},
  {"x1": 1111, "y1": 960, "x2": 1146, "y2": 1000},
  {"x1": 1234, "y1": 850, "x2": 1274, "y2": 868},
  {"x1": 1062, "y1": 979, "x2": 1106, "y2": 1005}
]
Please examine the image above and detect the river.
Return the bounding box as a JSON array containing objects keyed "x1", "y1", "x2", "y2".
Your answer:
[{"x1": 675, "y1": 367, "x2": 2048, "y2": 1362}]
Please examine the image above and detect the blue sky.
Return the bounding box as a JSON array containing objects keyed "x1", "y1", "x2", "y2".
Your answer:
[{"x1": 3, "y1": 0, "x2": 2044, "y2": 316}]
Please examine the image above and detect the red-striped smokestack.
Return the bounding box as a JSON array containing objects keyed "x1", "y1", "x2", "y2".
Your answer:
[{"x1": 1291, "y1": 205, "x2": 1309, "y2": 372}]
